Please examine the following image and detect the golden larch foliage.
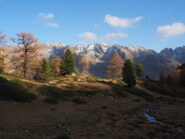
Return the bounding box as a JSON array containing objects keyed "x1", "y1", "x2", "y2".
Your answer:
[
  {"x1": 11, "y1": 32, "x2": 41, "y2": 79},
  {"x1": 54, "y1": 56, "x2": 61, "y2": 76},
  {"x1": 106, "y1": 53, "x2": 124, "y2": 79}
]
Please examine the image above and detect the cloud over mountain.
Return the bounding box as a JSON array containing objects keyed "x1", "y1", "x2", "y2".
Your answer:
[
  {"x1": 78, "y1": 32, "x2": 97, "y2": 41},
  {"x1": 157, "y1": 22, "x2": 185, "y2": 38},
  {"x1": 78, "y1": 32, "x2": 127, "y2": 43},
  {"x1": 103, "y1": 32, "x2": 128, "y2": 40},
  {"x1": 104, "y1": 14, "x2": 143, "y2": 28}
]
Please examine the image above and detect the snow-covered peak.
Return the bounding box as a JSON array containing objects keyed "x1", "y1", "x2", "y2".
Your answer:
[
  {"x1": 87, "y1": 44, "x2": 96, "y2": 51},
  {"x1": 96, "y1": 43, "x2": 109, "y2": 53},
  {"x1": 127, "y1": 46, "x2": 146, "y2": 52},
  {"x1": 46, "y1": 42, "x2": 65, "y2": 48},
  {"x1": 75, "y1": 45, "x2": 86, "y2": 54}
]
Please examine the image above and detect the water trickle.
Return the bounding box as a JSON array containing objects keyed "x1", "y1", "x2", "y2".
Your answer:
[{"x1": 144, "y1": 108, "x2": 184, "y2": 132}]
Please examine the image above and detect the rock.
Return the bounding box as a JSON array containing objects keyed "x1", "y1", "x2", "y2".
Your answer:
[
  {"x1": 49, "y1": 80, "x2": 58, "y2": 84},
  {"x1": 57, "y1": 124, "x2": 62, "y2": 128},
  {"x1": 107, "y1": 96, "x2": 114, "y2": 101},
  {"x1": 25, "y1": 129, "x2": 29, "y2": 133},
  {"x1": 71, "y1": 73, "x2": 76, "y2": 77},
  {"x1": 67, "y1": 128, "x2": 71, "y2": 132}
]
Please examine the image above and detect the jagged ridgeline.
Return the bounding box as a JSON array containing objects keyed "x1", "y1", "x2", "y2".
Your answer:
[{"x1": 2, "y1": 43, "x2": 184, "y2": 79}]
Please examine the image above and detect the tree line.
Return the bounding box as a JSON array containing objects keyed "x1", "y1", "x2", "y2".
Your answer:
[
  {"x1": 106, "y1": 53, "x2": 144, "y2": 87},
  {"x1": 0, "y1": 31, "x2": 145, "y2": 88},
  {"x1": 0, "y1": 31, "x2": 75, "y2": 80},
  {"x1": 160, "y1": 63, "x2": 185, "y2": 88}
]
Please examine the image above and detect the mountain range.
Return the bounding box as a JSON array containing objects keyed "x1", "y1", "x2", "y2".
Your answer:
[
  {"x1": 2, "y1": 43, "x2": 184, "y2": 79},
  {"x1": 40, "y1": 43, "x2": 184, "y2": 79}
]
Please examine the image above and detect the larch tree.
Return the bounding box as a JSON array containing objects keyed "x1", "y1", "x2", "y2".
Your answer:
[
  {"x1": 0, "y1": 31, "x2": 6, "y2": 73},
  {"x1": 179, "y1": 64, "x2": 185, "y2": 87},
  {"x1": 159, "y1": 71, "x2": 165, "y2": 84},
  {"x1": 122, "y1": 59, "x2": 136, "y2": 87},
  {"x1": 54, "y1": 56, "x2": 61, "y2": 76},
  {"x1": 61, "y1": 49, "x2": 75, "y2": 75},
  {"x1": 0, "y1": 31, "x2": 6, "y2": 45},
  {"x1": 106, "y1": 53, "x2": 124, "y2": 79},
  {"x1": 80, "y1": 56, "x2": 90, "y2": 73},
  {"x1": 11, "y1": 32, "x2": 41, "y2": 79}
]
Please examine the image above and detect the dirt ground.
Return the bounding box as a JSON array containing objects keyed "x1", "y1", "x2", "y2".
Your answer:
[
  {"x1": 0, "y1": 74, "x2": 185, "y2": 139},
  {"x1": 0, "y1": 87, "x2": 185, "y2": 139}
]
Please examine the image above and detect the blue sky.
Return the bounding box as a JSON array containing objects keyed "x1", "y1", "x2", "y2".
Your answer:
[{"x1": 0, "y1": 0, "x2": 185, "y2": 52}]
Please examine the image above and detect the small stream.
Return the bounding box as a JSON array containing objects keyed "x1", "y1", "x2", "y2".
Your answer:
[{"x1": 144, "y1": 108, "x2": 184, "y2": 132}]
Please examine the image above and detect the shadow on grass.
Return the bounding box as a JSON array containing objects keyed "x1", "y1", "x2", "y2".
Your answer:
[
  {"x1": 38, "y1": 86, "x2": 74, "y2": 101},
  {"x1": 122, "y1": 86, "x2": 154, "y2": 101},
  {"x1": 0, "y1": 77, "x2": 36, "y2": 102},
  {"x1": 37, "y1": 86, "x2": 96, "y2": 104},
  {"x1": 141, "y1": 80, "x2": 173, "y2": 97},
  {"x1": 99, "y1": 80, "x2": 153, "y2": 101}
]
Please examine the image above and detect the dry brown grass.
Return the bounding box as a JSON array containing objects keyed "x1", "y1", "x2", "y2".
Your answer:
[{"x1": 0, "y1": 74, "x2": 185, "y2": 138}]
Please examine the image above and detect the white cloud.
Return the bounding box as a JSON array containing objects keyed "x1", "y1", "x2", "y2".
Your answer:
[
  {"x1": 46, "y1": 22, "x2": 60, "y2": 28},
  {"x1": 78, "y1": 32, "x2": 97, "y2": 41},
  {"x1": 38, "y1": 13, "x2": 55, "y2": 20},
  {"x1": 157, "y1": 22, "x2": 185, "y2": 38},
  {"x1": 78, "y1": 32, "x2": 127, "y2": 43},
  {"x1": 103, "y1": 32, "x2": 128, "y2": 40},
  {"x1": 35, "y1": 12, "x2": 60, "y2": 28},
  {"x1": 104, "y1": 14, "x2": 143, "y2": 28}
]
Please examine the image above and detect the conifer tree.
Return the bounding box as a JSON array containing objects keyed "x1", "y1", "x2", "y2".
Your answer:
[
  {"x1": 160, "y1": 71, "x2": 165, "y2": 84},
  {"x1": 80, "y1": 56, "x2": 90, "y2": 73},
  {"x1": 11, "y1": 32, "x2": 41, "y2": 78},
  {"x1": 0, "y1": 31, "x2": 6, "y2": 73},
  {"x1": 61, "y1": 49, "x2": 75, "y2": 75},
  {"x1": 54, "y1": 56, "x2": 61, "y2": 76},
  {"x1": 0, "y1": 31, "x2": 6, "y2": 45},
  {"x1": 167, "y1": 74, "x2": 172, "y2": 85},
  {"x1": 106, "y1": 53, "x2": 124, "y2": 79},
  {"x1": 122, "y1": 59, "x2": 136, "y2": 87},
  {"x1": 0, "y1": 58, "x2": 5, "y2": 73},
  {"x1": 135, "y1": 63, "x2": 144, "y2": 79},
  {"x1": 41, "y1": 59, "x2": 54, "y2": 80},
  {"x1": 180, "y1": 67, "x2": 185, "y2": 87}
]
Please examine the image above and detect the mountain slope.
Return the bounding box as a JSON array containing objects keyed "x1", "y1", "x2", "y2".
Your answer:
[
  {"x1": 42, "y1": 43, "x2": 180, "y2": 79},
  {"x1": 160, "y1": 46, "x2": 185, "y2": 63},
  {"x1": 1, "y1": 43, "x2": 182, "y2": 79}
]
